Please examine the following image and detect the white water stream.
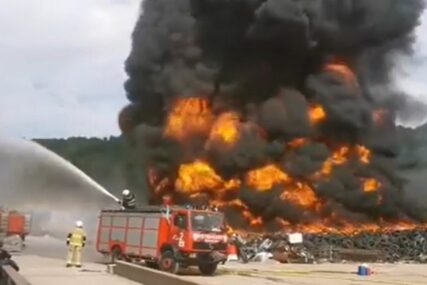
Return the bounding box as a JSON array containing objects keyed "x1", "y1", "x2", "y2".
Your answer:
[{"x1": 0, "y1": 137, "x2": 120, "y2": 238}]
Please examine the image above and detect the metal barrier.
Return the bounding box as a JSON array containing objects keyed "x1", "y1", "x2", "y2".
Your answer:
[
  {"x1": 0, "y1": 265, "x2": 30, "y2": 285},
  {"x1": 114, "y1": 261, "x2": 200, "y2": 285}
]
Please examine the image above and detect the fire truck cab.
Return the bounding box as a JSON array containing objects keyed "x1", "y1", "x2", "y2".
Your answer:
[{"x1": 96, "y1": 206, "x2": 228, "y2": 275}]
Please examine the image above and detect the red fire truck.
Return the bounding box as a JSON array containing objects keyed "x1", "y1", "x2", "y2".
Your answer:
[
  {"x1": 0, "y1": 209, "x2": 31, "y2": 243},
  {"x1": 96, "y1": 206, "x2": 228, "y2": 275}
]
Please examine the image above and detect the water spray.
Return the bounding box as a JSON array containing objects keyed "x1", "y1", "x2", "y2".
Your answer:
[
  {"x1": 33, "y1": 141, "x2": 121, "y2": 203},
  {"x1": 0, "y1": 137, "x2": 121, "y2": 203}
]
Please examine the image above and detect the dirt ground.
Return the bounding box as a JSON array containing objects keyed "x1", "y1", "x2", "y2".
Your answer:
[{"x1": 185, "y1": 261, "x2": 427, "y2": 285}]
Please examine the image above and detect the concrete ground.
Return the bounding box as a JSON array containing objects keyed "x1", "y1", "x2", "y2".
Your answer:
[
  {"x1": 20, "y1": 235, "x2": 103, "y2": 262},
  {"x1": 14, "y1": 236, "x2": 427, "y2": 285},
  {"x1": 186, "y1": 261, "x2": 427, "y2": 285},
  {"x1": 15, "y1": 255, "x2": 140, "y2": 285},
  {"x1": 12, "y1": 236, "x2": 138, "y2": 285}
]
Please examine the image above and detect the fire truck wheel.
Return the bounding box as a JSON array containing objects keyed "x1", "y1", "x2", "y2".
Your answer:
[
  {"x1": 198, "y1": 262, "x2": 218, "y2": 276},
  {"x1": 159, "y1": 250, "x2": 179, "y2": 274}
]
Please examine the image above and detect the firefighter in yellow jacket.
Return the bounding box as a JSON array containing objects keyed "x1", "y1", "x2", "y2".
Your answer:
[{"x1": 66, "y1": 220, "x2": 86, "y2": 268}]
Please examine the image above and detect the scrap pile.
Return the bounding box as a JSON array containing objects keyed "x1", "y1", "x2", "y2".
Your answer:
[
  {"x1": 303, "y1": 229, "x2": 427, "y2": 263},
  {"x1": 239, "y1": 228, "x2": 427, "y2": 264}
]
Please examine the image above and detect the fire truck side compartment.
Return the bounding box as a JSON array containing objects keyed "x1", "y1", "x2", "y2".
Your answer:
[
  {"x1": 7, "y1": 213, "x2": 25, "y2": 235},
  {"x1": 0, "y1": 210, "x2": 31, "y2": 238},
  {"x1": 97, "y1": 210, "x2": 167, "y2": 259}
]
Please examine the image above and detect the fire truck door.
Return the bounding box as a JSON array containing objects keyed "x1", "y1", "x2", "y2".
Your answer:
[{"x1": 171, "y1": 213, "x2": 188, "y2": 249}]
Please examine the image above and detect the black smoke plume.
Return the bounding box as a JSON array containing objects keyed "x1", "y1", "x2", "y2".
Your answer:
[{"x1": 120, "y1": 0, "x2": 427, "y2": 230}]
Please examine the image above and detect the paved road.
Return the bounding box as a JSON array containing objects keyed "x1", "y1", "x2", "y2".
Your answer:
[
  {"x1": 12, "y1": 236, "x2": 138, "y2": 285},
  {"x1": 15, "y1": 255, "x2": 140, "y2": 285},
  {"x1": 20, "y1": 235, "x2": 102, "y2": 262}
]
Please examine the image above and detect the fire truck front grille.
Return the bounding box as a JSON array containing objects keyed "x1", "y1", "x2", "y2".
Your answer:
[{"x1": 193, "y1": 242, "x2": 227, "y2": 251}]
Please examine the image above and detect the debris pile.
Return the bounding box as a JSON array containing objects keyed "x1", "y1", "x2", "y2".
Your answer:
[{"x1": 239, "y1": 229, "x2": 427, "y2": 263}]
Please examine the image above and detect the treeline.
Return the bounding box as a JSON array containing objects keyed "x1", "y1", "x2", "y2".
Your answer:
[{"x1": 34, "y1": 136, "x2": 131, "y2": 197}]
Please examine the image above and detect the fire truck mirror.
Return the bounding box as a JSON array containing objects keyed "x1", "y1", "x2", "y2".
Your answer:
[{"x1": 173, "y1": 214, "x2": 188, "y2": 230}]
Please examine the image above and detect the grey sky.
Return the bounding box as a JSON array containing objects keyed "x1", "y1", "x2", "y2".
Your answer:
[
  {"x1": 0, "y1": 0, "x2": 140, "y2": 138},
  {"x1": 393, "y1": 9, "x2": 427, "y2": 127},
  {"x1": 0, "y1": 1, "x2": 426, "y2": 139}
]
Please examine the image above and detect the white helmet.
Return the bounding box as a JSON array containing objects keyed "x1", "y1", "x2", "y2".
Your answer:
[
  {"x1": 76, "y1": 221, "x2": 83, "y2": 228},
  {"x1": 122, "y1": 189, "x2": 130, "y2": 196}
]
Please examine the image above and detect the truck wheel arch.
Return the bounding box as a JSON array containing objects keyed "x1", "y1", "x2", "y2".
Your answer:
[
  {"x1": 160, "y1": 244, "x2": 178, "y2": 255},
  {"x1": 110, "y1": 245, "x2": 122, "y2": 263}
]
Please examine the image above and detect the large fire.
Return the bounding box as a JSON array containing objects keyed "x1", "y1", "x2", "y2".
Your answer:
[
  {"x1": 315, "y1": 145, "x2": 371, "y2": 177},
  {"x1": 122, "y1": 0, "x2": 427, "y2": 237},
  {"x1": 246, "y1": 165, "x2": 290, "y2": 191},
  {"x1": 144, "y1": 63, "x2": 424, "y2": 235},
  {"x1": 164, "y1": 98, "x2": 213, "y2": 140},
  {"x1": 208, "y1": 112, "x2": 240, "y2": 145},
  {"x1": 175, "y1": 160, "x2": 239, "y2": 194},
  {"x1": 280, "y1": 182, "x2": 319, "y2": 209}
]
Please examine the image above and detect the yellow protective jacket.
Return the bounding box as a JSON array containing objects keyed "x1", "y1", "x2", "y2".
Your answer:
[{"x1": 67, "y1": 227, "x2": 86, "y2": 247}]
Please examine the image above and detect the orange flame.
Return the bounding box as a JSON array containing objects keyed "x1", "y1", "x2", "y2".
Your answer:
[
  {"x1": 215, "y1": 198, "x2": 264, "y2": 227},
  {"x1": 275, "y1": 217, "x2": 421, "y2": 235},
  {"x1": 309, "y1": 105, "x2": 326, "y2": 124},
  {"x1": 249, "y1": 216, "x2": 263, "y2": 226},
  {"x1": 356, "y1": 145, "x2": 371, "y2": 164},
  {"x1": 208, "y1": 112, "x2": 240, "y2": 145},
  {"x1": 316, "y1": 145, "x2": 371, "y2": 177},
  {"x1": 288, "y1": 137, "x2": 308, "y2": 148},
  {"x1": 325, "y1": 63, "x2": 358, "y2": 85},
  {"x1": 280, "y1": 182, "x2": 319, "y2": 208},
  {"x1": 246, "y1": 165, "x2": 291, "y2": 191},
  {"x1": 332, "y1": 146, "x2": 350, "y2": 164},
  {"x1": 363, "y1": 178, "x2": 381, "y2": 193},
  {"x1": 164, "y1": 98, "x2": 213, "y2": 140},
  {"x1": 175, "y1": 160, "x2": 240, "y2": 194}
]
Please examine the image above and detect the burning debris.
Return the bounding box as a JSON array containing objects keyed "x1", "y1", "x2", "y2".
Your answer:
[{"x1": 120, "y1": 0, "x2": 427, "y2": 233}]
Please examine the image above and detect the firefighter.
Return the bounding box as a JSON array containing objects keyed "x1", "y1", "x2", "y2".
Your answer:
[
  {"x1": 66, "y1": 221, "x2": 86, "y2": 268},
  {"x1": 120, "y1": 189, "x2": 136, "y2": 210}
]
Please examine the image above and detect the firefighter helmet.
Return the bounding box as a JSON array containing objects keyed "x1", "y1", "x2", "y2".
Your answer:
[
  {"x1": 76, "y1": 221, "x2": 83, "y2": 228},
  {"x1": 122, "y1": 189, "x2": 130, "y2": 196}
]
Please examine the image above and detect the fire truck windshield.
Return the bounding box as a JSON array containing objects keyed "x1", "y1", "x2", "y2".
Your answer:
[{"x1": 191, "y1": 212, "x2": 223, "y2": 232}]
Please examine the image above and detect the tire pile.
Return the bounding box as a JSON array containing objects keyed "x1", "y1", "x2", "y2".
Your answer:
[{"x1": 243, "y1": 229, "x2": 427, "y2": 263}]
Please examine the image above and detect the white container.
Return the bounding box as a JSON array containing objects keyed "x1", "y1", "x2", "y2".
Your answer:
[{"x1": 288, "y1": 233, "x2": 303, "y2": 244}]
